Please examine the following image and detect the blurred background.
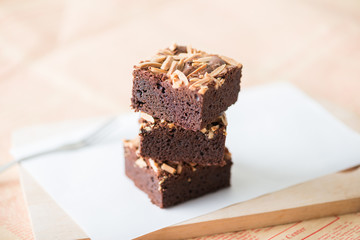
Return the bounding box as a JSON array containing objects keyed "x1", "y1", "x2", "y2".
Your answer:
[{"x1": 0, "y1": 0, "x2": 359, "y2": 239}]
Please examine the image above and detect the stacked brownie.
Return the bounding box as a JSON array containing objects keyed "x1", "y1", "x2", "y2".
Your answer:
[{"x1": 124, "y1": 44, "x2": 242, "y2": 208}]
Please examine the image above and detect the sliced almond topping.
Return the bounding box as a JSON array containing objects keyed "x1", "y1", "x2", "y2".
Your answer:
[
  {"x1": 187, "y1": 177, "x2": 192, "y2": 182},
  {"x1": 189, "y1": 163, "x2": 197, "y2": 172},
  {"x1": 140, "y1": 112, "x2": 155, "y2": 123},
  {"x1": 214, "y1": 79, "x2": 220, "y2": 90},
  {"x1": 149, "y1": 159, "x2": 160, "y2": 174},
  {"x1": 208, "y1": 130, "x2": 214, "y2": 139},
  {"x1": 173, "y1": 70, "x2": 189, "y2": 86},
  {"x1": 194, "y1": 79, "x2": 211, "y2": 86},
  {"x1": 169, "y1": 43, "x2": 177, "y2": 51},
  {"x1": 150, "y1": 67, "x2": 167, "y2": 74},
  {"x1": 167, "y1": 123, "x2": 175, "y2": 128},
  {"x1": 214, "y1": 78, "x2": 225, "y2": 90},
  {"x1": 172, "y1": 77, "x2": 183, "y2": 88},
  {"x1": 142, "y1": 126, "x2": 151, "y2": 132},
  {"x1": 184, "y1": 53, "x2": 201, "y2": 63},
  {"x1": 219, "y1": 55, "x2": 242, "y2": 67},
  {"x1": 210, "y1": 64, "x2": 226, "y2": 77},
  {"x1": 198, "y1": 86, "x2": 208, "y2": 95},
  {"x1": 135, "y1": 149, "x2": 140, "y2": 157},
  {"x1": 172, "y1": 55, "x2": 182, "y2": 61},
  {"x1": 158, "y1": 49, "x2": 173, "y2": 55},
  {"x1": 123, "y1": 137, "x2": 139, "y2": 149},
  {"x1": 161, "y1": 163, "x2": 176, "y2": 174},
  {"x1": 204, "y1": 72, "x2": 211, "y2": 77},
  {"x1": 189, "y1": 78, "x2": 201, "y2": 83},
  {"x1": 178, "y1": 53, "x2": 190, "y2": 58},
  {"x1": 211, "y1": 125, "x2": 219, "y2": 131},
  {"x1": 151, "y1": 55, "x2": 167, "y2": 63},
  {"x1": 161, "y1": 56, "x2": 173, "y2": 70},
  {"x1": 177, "y1": 58, "x2": 185, "y2": 71},
  {"x1": 193, "y1": 48, "x2": 204, "y2": 54},
  {"x1": 189, "y1": 85, "x2": 198, "y2": 91},
  {"x1": 204, "y1": 72, "x2": 216, "y2": 81},
  {"x1": 186, "y1": 45, "x2": 192, "y2": 54},
  {"x1": 158, "y1": 178, "x2": 166, "y2": 190},
  {"x1": 193, "y1": 56, "x2": 213, "y2": 63},
  {"x1": 135, "y1": 158, "x2": 147, "y2": 168},
  {"x1": 187, "y1": 64, "x2": 207, "y2": 77},
  {"x1": 200, "y1": 128, "x2": 207, "y2": 134},
  {"x1": 192, "y1": 62, "x2": 204, "y2": 67},
  {"x1": 137, "y1": 62, "x2": 162, "y2": 68},
  {"x1": 139, "y1": 46, "x2": 242, "y2": 93},
  {"x1": 220, "y1": 114, "x2": 228, "y2": 126},
  {"x1": 167, "y1": 60, "x2": 178, "y2": 76},
  {"x1": 224, "y1": 151, "x2": 232, "y2": 160},
  {"x1": 190, "y1": 78, "x2": 211, "y2": 88},
  {"x1": 177, "y1": 164, "x2": 183, "y2": 174}
]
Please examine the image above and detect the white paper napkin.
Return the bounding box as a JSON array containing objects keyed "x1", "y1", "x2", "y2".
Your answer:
[{"x1": 11, "y1": 83, "x2": 360, "y2": 239}]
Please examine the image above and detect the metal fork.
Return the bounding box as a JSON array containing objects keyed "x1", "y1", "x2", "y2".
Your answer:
[{"x1": 0, "y1": 117, "x2": 118, "y2": 174}]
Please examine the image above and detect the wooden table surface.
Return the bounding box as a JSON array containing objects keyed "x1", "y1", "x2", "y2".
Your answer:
[{"x1": 0, "y1": 0, "x2": 360, "y2": 239}]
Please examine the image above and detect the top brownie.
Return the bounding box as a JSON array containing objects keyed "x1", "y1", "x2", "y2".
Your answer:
[{"x1": 131, "y1": 44, "x2": 242, "y2": 131}]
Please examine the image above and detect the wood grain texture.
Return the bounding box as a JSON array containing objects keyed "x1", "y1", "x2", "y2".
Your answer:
[
  {"x1": 137, "y1": 166, "x2": 360, "y2": 240},
  {"x1": 139, "y1": 200, "x2": 360, "y2": 240}
]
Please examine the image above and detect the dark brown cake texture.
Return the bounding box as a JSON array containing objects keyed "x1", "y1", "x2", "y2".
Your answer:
[
  {"x1": 123, "y1": 138, "x2": 232, "y2": 208},
  {"x1": 139, "y1": 112, "x2": 227, "y2": 166},
  {"x1": 131, "y1": 44, "x2": 242, "y2": 131}
]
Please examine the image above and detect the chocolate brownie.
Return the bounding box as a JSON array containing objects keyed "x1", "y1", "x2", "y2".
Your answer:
[
  {"x1": 139, "y1": 112, "x2": 227, "y2": 165},
  {"x1": 131, "y1": 44, "x2": 242, "y2": 131},
  {"x1": 123, "y1": 138, "x2": 232, "y2": 208}
]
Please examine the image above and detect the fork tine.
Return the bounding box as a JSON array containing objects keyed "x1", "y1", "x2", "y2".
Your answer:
[
  {"x1": 84, "y1": 124, "x2": 117, "y2": 145},
  {"x1": 0, "y1": 117, "x2": 120, "y2": 174},
  {"x1": 83, "y1": 117, "x2": 118, "y2": 145}
]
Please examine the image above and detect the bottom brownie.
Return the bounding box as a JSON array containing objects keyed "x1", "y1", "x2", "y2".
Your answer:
[{"x1": 123, "y1": 138, "x2": 232, "y2": 208}]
